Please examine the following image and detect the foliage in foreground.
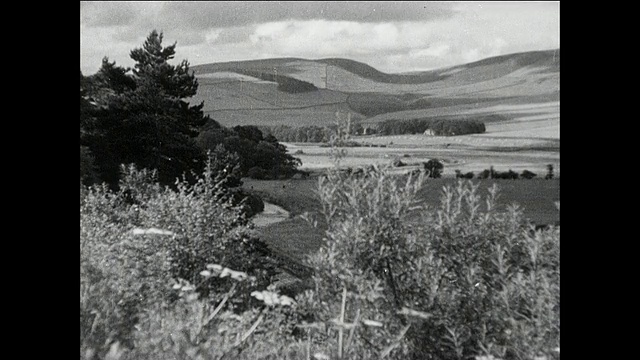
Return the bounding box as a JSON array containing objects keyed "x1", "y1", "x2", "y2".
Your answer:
[
  {"x1": 80, "y1": 162, "x2": 279, "y2": 359},
  {"x1": 81, "y1": 155, "x2": 559, "y2": 360},
  {"x1": 296, "y1": 164, "x2": 559, "y2": 360},
  {"x1": 80, "y1": 30, "x2": 208, "y2": 189}
]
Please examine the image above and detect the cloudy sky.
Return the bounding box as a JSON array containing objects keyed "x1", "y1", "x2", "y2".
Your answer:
[{"x1": 80, "y1": 1, "x2": 559, "y2": 75}]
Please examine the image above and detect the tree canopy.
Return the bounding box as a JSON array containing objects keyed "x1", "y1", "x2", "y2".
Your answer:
[{"x1": 81, "y1": 31, "x2": 209, "y2": 188}]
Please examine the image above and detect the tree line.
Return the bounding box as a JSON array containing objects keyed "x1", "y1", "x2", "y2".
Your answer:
[
  {"x1": 377, "y1": 117, "x2": 486, "y2": 136},
  {"x1": 232, "y1": 69, "x2": 318, "y2": 93}
]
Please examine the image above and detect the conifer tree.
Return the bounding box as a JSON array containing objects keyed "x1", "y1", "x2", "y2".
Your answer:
[{"x1": 81, "y1": 30, "x2": 208, "y2": 187}]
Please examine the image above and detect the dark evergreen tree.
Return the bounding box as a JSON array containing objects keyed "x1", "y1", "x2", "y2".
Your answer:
[{"x1": 81, "y1": 31, "x2": 209, "y2": 188}]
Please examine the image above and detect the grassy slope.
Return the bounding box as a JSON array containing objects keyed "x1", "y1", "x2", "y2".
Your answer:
[{"x1": 190, "y1": 49, "x2": 560, "y2": 128}]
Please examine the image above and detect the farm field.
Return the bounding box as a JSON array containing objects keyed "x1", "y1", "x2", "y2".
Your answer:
[
  {"x1": 284, "y1": 135, "x2": 559, "y2": 177},
  {"x1": 281, "y1": 99, "x2": 559, "y2": 176},
  {"x1": 243, "y1": 176, "x2": 560, "y2": 267}
]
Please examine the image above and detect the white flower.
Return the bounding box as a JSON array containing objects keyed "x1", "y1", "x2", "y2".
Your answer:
[
  {"x1": 200, "y1": 270, "x2": 212, "y2": 277},
  {"x1": 206, "y1": 264, "x2": 223, "y2": 272},
  {"x1": 279, "y1": 295, "x2": 296, "y2": 306},
  {"x1": 361, "y1": 319, "x2": 383, "y2": 327}
]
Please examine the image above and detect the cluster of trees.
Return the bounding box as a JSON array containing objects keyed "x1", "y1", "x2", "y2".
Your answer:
[
  {"x1": 259, "y1": 122, "x2": 373, "y2": 143},
  {"x1": 233, "y1": 69, "x2": 318, "y2": 93},
  {"x1": 81, "y1": 31, "x2": 302, "y2": 191},
  {"x1": 197, "y1": 124, "x2": 302, "y2": 180},
  {"x1": 377, "y1": 117, "x2": 486, "y2": 136},
  {"x1": 258, "y1": 125, "x2": 334, "y2": 143}
]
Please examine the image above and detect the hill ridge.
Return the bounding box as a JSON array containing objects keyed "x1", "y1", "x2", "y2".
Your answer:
[{"x1": 191, "y1": 48, "x2": 560, "y2": 84}]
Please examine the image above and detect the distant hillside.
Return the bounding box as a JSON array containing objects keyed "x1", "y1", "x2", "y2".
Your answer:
[
  {"x1": 315, "y1": 58, "x2": 448, "y2": 84},
  {"x1": 189, "y1": 49, "x2": 559, "y2": 128},
  {"x1": 444, "y1": 49, "x2": 560, "y2": 73}
]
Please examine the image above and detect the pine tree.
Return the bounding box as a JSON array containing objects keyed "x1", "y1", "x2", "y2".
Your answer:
[{"x1": 81, "y1": 31, "x2": 209, "y2": 188}]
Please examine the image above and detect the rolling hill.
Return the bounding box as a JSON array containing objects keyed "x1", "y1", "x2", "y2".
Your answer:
[{"x1": 189, "y1": 49, "x2": 559, "y2": 129}]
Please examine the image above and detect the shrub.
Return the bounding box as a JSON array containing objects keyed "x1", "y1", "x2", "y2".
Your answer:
[
  {"x1": 393, "y1": 159, "x2": 407, "y2": 167},
  {"x1": 239, "y1": 190, "x2": 266, "y2": 217},
  {"x1": 296, "y1": 119, "x2": 558, "y2": 359},
  {"x1": 478, "y1": 169, "x2": 491, "y2": 179},
  {"x1": 545, "y1": 164, "x2": 554, "y2": 180},
  {"x1": 423, "y1": 159, "x2": 444, "y2": 178},
  {"x1": 455, "y1": 170, "x2": 475, "y2": 179},
  {"x1": 80, "y1": 162, "x2": 278, "y2": 358},
  {"x1": 299, "y1": 169, "x2": 560, "y2": 359},
  {"x1": 247, "y1": 166, "x2": 269, "y2": 180},
  {"x1": 521, "y1": 170, "x2": 537, "y2": 179}
]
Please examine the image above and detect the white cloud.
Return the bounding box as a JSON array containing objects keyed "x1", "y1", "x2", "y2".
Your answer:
[
  {"x1": 80, "y1": 2, "x2": 559, "y2": 75},
  {"x1": 411, "y1": 44, "x2": 452, "y2": 58}
]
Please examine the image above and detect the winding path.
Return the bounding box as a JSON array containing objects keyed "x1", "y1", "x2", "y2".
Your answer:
[{"x1": 251, "y1": 202, "x2": 290, "y2": 227}]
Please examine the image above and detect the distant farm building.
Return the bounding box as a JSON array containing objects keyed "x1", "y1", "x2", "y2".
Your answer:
[
  {"x1": 424, "y1": 129, "x2": 435, "y2": 136},
  {"x1": 362, "y1": 126, "x2": 377, "y2": 135}
]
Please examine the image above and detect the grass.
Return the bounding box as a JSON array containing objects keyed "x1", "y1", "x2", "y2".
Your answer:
[{"x1": 243, "y1": 176, "x2": 560, "y2": 271}]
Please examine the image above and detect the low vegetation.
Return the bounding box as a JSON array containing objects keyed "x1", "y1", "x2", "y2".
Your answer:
[
  {"x1": 476, "y1": 166, "x2": 557, "y2": 180},
  {"x1": 82, "y1": 161, "x2": 559, "y2": 360}
]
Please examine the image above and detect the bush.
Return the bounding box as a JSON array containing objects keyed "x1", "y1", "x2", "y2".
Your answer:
[
  {"x1": 247, "y1": 166, "x2": 269, "y2": 180},
  {"x1": 239, "y1": 191, "x2": 265, "y2": 217},
  {"x1": 455, "y1": 170, "x2": 474, "y2": 179},
  {"x1": 423, "y1": 159, "x2": 444, "y2": 178},
  {"x1": 80, "y1": 162, "x2": 279, "y2": 358},
  {"x1": 393, "y1": 159, "x2": 407, "y2": 167},
  {"x1": 300, "y1": 169, "x2": 560, "y2": 359},
  {"x1": 521, "y1": 170, "x2": 537, "y2": 179},
  {"x1": 545, "y1": 164, "x2": 554, "y2": 180}
]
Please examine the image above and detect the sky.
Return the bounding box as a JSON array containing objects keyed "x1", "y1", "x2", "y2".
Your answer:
[{"x1": 80, "y1": 1, "x2": 559, "y2": 75}]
